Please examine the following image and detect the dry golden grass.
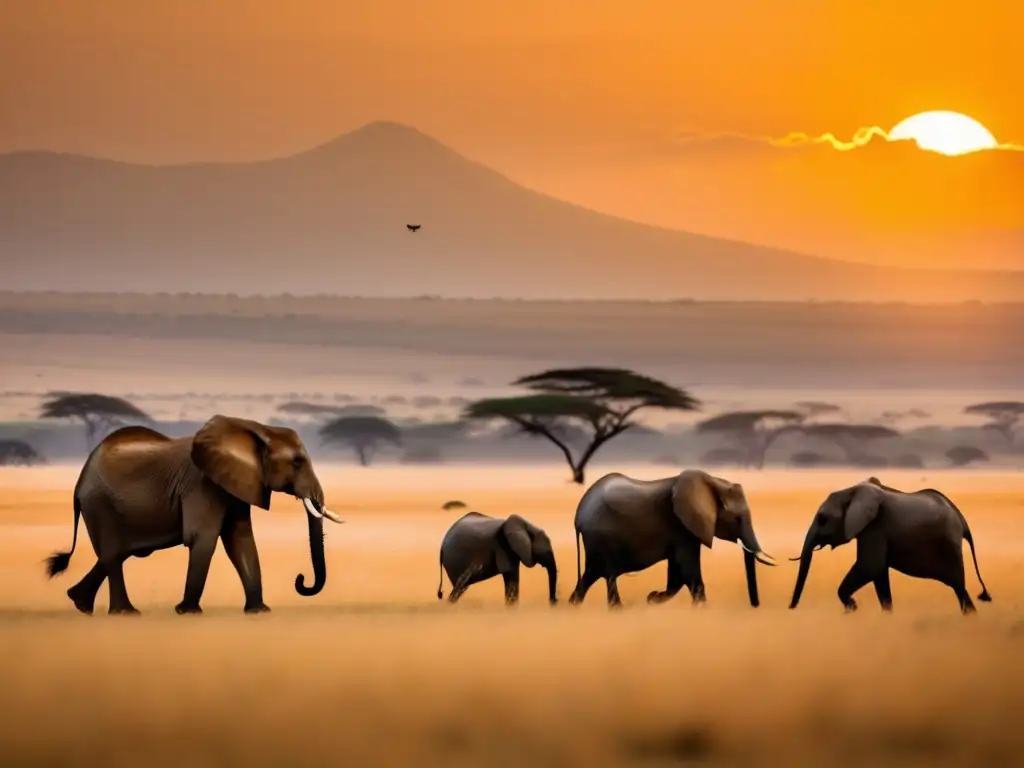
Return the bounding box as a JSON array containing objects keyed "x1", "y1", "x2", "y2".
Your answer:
[{"x1": 1, "y1": 464, "x2": 1022, "y2": 767}]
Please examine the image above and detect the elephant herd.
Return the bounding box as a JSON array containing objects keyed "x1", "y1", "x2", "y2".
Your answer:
[{"x1": 44, "y1": 415, "x2": 992, "y2": 617}]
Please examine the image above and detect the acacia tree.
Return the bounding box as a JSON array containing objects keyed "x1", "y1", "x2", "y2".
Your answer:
[
  {"x1": 695, "y1": 410, "x2": 806, "y2": 469},
  {"x1": 798, "y1": 423, "x2": 900, "y2": 464},
  {"x1": 462, "y1": 367, "x2": 699, "y2": 484},
  {"x1": 319, "y1": 415, "x2": 402, "y2": 466},
  {"x1": 946, "y1": 445, "x2": 989, "y2": 467},
  {"x1": 964, "y1": 401, "x2": 1024, "y2": 445},
  {"x1": 39, "y1": 392, "x2": 151, "y2": 450},
  {"x1": 0, "y1": 439, "x2": 45, "y2": 466}
]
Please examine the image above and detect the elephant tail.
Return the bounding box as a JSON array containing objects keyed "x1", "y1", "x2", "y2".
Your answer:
[
  {"x1": 938, "y1": 491, "x2": 992, "y2": 603},
  {"x1": 45, "y1": 494, "x2": 82, "y2": 578},
  {"x1": 437, "y1": 549, "x2": 445, "y2": 600},
  {"x1": 963, "y1": 522, "x2": 992, "y2": 602}
]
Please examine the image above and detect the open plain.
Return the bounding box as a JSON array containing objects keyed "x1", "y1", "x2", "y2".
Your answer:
[{"x1": 1, "y1": 463, "x2": 1021, "y2": 767}]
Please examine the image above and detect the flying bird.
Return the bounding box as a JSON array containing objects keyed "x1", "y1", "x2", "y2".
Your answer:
[{"x1": 406, "y1": 224, "x2": 421, "y2": 232}]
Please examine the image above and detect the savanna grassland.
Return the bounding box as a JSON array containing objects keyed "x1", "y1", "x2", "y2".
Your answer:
[{"x1": 2, "y1": 464, "x2": 1022, "y2": 767}]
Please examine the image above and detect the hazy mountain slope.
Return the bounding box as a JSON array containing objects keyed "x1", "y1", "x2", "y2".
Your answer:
[{"x1": 1, "y1": 121, "x2": 1021, "y2": 300}]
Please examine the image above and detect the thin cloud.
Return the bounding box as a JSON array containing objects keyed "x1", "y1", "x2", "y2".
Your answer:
[
  {"x1": 676, "y1": 125, "x2": 1023, "y2": 153},
  {"x1": 769, "y1": 126, "x2": 888, "y2": 151}
]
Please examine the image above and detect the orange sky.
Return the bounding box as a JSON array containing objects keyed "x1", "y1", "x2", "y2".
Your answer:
[{"x1": 1, "y1": 1, "x2": 1021, "y2": 269}]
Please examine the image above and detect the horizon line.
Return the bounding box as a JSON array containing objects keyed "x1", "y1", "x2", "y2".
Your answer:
[{"x1": 0, "y1": 290, "x2": 1020, "y2": 307}]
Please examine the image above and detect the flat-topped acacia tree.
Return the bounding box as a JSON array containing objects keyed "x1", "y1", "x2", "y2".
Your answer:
[
  {"x1": 39, "y1": 391, "x2": 152, "y2": 451},
  {"x1": 0, "y1": 439, "x2": 45, "y2": 466},
  {"x1": 964, "y1": 401, "x2": 1024, "y2": 445},
  {"x1": 461, "y1": 367, "x2": 700, "y2": 484},
  {"x1": 798, "y1": 423, "x2": 901, "y2": 463},
  {"x1": 695, "y1": 410, "x2": 806, "y2": 469},
  {"x1": 319, "y1": 415, "x2": 402, "y2": 466}
]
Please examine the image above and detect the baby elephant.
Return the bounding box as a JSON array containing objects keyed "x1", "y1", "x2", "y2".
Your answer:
[
  {"x1": 789, "y1": 477, "x2": 992, "y2": 615},
  {"x1": 437, "y1": 512, "x2": 557, "y2": 605}
]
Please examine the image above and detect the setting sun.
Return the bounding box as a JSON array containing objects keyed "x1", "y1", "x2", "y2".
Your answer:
[{"x1": 888, "y1": 111, "x2": 998, "y2": 156}]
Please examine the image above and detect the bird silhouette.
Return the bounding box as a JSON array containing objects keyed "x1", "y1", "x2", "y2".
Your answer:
[{"x1": 406, "y1": 224, "x2": 421, "y2": 232}]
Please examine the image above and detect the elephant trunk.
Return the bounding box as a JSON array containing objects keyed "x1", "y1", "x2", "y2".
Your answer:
[
  {"x1": 738, "y1": 515, "x2": 776, "y2": 567},
  {"x1": 742, "y1": 549, "x2": 759, "y2": 607},
  {"x1": 789, "y1": 528, "x2": 818, "y2": 609},
  {"x1": 295, "y1": 502, "x2": 327, "y2": 597},
  {"x1": 545, "y1": 561, "x2": 558, "y2": 605}
]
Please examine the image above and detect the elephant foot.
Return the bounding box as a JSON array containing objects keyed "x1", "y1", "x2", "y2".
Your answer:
[
  {"x1": 607, "y1": 600, "x2": 624, "y2": 610},
  {"x1": 67, "y1": 590, "x2": 95, "y2": 615},
  {"x1": 244, "y1": 602, "x2": 271, "y2": 614},
  {"x1": 843, "y1": 599, "x2": 858, "y2": 613},
  {"x1": 961, "y1": 603, "x2": 977, "y2": 616},
  {"x1": 880, "y1": 602, "x2": 893, "y2": 613},
  {"x1": 174, "y1": 602, "x2": 203, "y2": 615},
  {"x1": 109, "y1": 606, "x2": 141, "y2": 616}
]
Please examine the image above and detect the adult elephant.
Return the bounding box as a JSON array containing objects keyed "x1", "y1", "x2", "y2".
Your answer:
[
  {"x1": 568, "y1": 470, "x2": 776, "y2": 608},
  {"x1": 45, "y1": 415, "x2": 344, "y2": 616},
  {"x1": 789, "y1": 477, "x2": 992, "y2": 614},
  {"x1": 437, "y1": 512, "x2": 557, "y2": 605}
]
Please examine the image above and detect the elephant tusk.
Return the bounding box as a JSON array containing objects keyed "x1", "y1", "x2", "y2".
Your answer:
[
  {"x1": 788, "y1": 544, "x2": 825, "y2": 561},
  {"x1": 322, "y1": 507, "x2": 345, "y2": 524},
  {"x1": 741, "y1": 541, "x2": 777, "y2": 566},
  {"x1": 302, "y1": 497, "x2": 324, "y2": 519}
]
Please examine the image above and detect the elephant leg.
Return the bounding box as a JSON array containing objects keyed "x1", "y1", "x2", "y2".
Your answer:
[
  {"x1": 937, "y1": 550, "x2": 975, "y2": 615},
  {"x1": 605, "y1": 575, "x2": 623, "y2": 609},
  {"x1": 447, "y1": 581, "x2": 469, "y2": 603},
  {"x1": 105, "y1": 557, "x2": 139, "y2": 615},
  {"x1": 872, "y1": 569, "x2": 893, "y2": 612},
  {"x1": 954, "y1": 587, "x2": 976, "y2": 615},
  {"x1": 648, "y1": 557, "x2": 685, "y2": 604},
  {"x1": 220, "y1": 510, "x2": 269, "y2": 614},
  {"x1": 685, "y1": 540, "x2": 706, "y2": 605},
  {"x1": 447, "y1": 565, "x2": 479, "y2": 603},
  {"x1": 836, "y1": 561, "x2": 875, "y2": 613},
  {"x1": 568, "y1": 567, "x2": 599, "y2": 605},
  {"x1": 502, "y1": 571, "x2": 520, "y2": 605},
  {"x1": 844, "y1": 533, "x2": 887, "y2": 613},
  {"x1": 66, "y1": 560, "x2": 106, "y2": 615},
  {"x1": 176, "y1": 534, "x2": 219, "y2": 615}
]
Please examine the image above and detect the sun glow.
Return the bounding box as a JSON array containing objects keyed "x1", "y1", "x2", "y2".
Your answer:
[{"x1": 888, "y1": 111, "x2": 998, "y2": 156}]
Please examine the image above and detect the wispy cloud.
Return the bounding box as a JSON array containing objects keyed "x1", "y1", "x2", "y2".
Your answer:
[
  {"x1": 769, "y1": 126, "x2": 889, "y2": 151},
  {"x1": 676, "y1": 125, "x2": 1023, "y2": 153}
]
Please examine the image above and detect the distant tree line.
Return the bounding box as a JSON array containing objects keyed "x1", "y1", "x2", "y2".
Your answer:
[{"x1": 2, "y1": 386, "x2": 1018, "y2": 477}]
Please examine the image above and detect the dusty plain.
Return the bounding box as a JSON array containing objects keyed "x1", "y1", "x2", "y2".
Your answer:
[{"x1": 1, "y1": 463, "x2": 1022, "y2": 767}]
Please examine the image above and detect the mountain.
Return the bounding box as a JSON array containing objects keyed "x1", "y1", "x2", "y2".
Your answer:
[{"x1": 1, "y1": 120, "x2": 1022, "y2": 301}]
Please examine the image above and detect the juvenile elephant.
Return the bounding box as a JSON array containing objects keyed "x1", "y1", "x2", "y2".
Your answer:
[
  {"x1": 568, "y1": 470, "x2": 776, "y2": 608},
  {"x1": 45, "y1": 415, "x2": 344, "y2": 616},
  {"x1": 437, "y1": 512, "x2": 557, "y2": 605},
  {"x1": 789, "y1": 477, "x2": 992, "y2": 614}
]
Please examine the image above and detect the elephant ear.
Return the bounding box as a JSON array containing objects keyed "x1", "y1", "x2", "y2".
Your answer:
[
  {"x1": 843, "y1": 485, "x2": 881, "y2": 541},
  {"x1": 501, "y1": 515, "x2": 535, "y2": 567},
  {"x1": 671, "y1": 470, "x2": 720, "y2": 549},
  {"x1": 191, "y1": 415, "x2": 272, "y2": 510}
]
